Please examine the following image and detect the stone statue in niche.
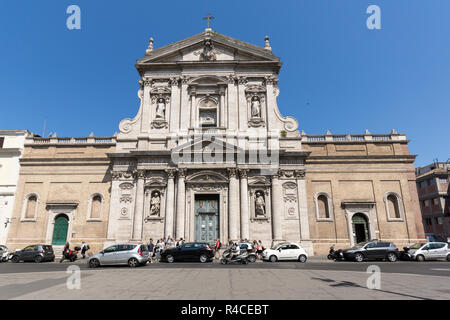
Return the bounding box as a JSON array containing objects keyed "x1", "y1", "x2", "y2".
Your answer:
[
  {"x1": 255, "y1": 191, "x2": 266, "y2": 217},
  {"x1": 156, "y1": 98, "x2": 166, "y2": 119},
  {"x1": 251, "y1": 96, "x2": 261, "y2": 118},
  {"x1": 150, "y1": 191, "x2": 161, "y2": 216}
]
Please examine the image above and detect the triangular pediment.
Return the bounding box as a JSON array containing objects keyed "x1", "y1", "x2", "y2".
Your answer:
[
  {"x1": 137, "y1": 31, "x2": 280, "y2": 64},
  {"x1": 172, "y1": 136, "x2": 243, "y2": 154}
]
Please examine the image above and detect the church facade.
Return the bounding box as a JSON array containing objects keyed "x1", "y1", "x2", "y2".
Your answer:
[{"x1": 6, "y1": 29, "x2": 426, "y2": 255}]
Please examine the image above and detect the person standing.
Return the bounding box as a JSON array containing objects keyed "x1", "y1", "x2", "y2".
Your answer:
[
  {"x1": 147, "y1": 239, "x2": 154, "y2": 263},
  {"x1": 214, "y1": 238, "x2": 221, "y2": 259},
  {"x1": 80, "y1": 241, "x2": 89, "y2": 259},
  {"x1": 256, "y1": 240, "x2": 263, "y2": 260},
  {"x1": 60, "y1": 242, "x2": 70, "y2": 263}
]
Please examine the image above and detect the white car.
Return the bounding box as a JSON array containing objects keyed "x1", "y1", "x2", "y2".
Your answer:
[{"x1": 262, "y1": 242, "x2": 308, "y2": 263}]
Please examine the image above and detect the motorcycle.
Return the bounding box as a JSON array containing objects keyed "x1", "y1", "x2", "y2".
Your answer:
[
  {"x1": 60, "y1": 246, "x2": 80, "y2": 263},
  {"x1": 327, "y1": 245, "x2": 344, "y2": 261},
  {"x1": 220, "y1": 247, "x2": 249, "y2": 265},
  {"x1": 399, "y1": 246, "x2": 412, "y2": 261}
]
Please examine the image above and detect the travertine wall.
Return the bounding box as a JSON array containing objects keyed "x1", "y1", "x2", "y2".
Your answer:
[
  {"x1": 6, "y1": 140, "x2": 115, "y2": 254},
  {"x1": 303, "y1": 138, "x2": 426, "y2": 255}
]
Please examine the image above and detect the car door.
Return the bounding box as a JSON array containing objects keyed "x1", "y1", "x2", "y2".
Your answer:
[
  {"x1": 278, "y1": 244, "x2": 291, "y2": 260},
  {"x1": 364, "y1": 242, "x2": 378, "y2": 259},
  {"x1": 289, "y1": 244, "x2": 301, "y2": 259},
  {"x1": 430, "y1": 243, "x2": 447, "y2": 259},
  {"x1": 22, "y1": 245, "x2": 37, "y2": 261},
  {"x1": 101, "y1": 245, "x2": 119, "y2": 264},
  {"x1": 420, "y1": 244, "x2": 432, "y2": 259}
]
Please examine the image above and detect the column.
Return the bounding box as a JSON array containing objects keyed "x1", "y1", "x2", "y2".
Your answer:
[
  {"x1": 295, "y1": 169, "x2": 313, "y2": 255},
  {"x1": 271, "y1": 171, "x2": 283, "y2": 242},
  {"x1": 176, "y1": 169, "x2": 186, "y2": 239},
  {"x1": 169, "y1": 77, "x2": 180, "y2": 132},
  {"x1": 164, "y1": 169, "x2": 176, "y2": 238},
  {"x1": 189, "y1": 88, "x2": 196, "y2": 128},
  {"x1": 264, "y1": 76, "x2": 278, "y2": 132},
  {"x1": 227, "y1": 75, "x2": 238, "y2": 131},
  {"x1": 237, "y1": 76, "x2": 248, "y2": 131},
  {"x1": 219, "y1": 86, "x2": 226, "y2": 127},
  {"x1": 239, "y1": 169, "x2": 250, "y2": 240},
  {"x1": 132, "y1": 170, "x2": 145, "y2": 240},
  {"x1": 228, "y1": 168, "x2": 240, "y2": 241},
  {"x1": 180, "y1": 77, "x2": 190, "y2": 131}
]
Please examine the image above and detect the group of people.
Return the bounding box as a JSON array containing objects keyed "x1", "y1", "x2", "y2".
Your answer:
[
  {"x1": 146, "y1": 236, "x2": 184, "y2": 263},
  {"x1": 225, "y1": 239, "x2": 265, "y2": 260}
]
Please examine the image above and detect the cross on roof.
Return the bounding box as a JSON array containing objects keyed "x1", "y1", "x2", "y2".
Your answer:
[{"x1": 203, "y1": 13, "x2": 214, "y2": 29}]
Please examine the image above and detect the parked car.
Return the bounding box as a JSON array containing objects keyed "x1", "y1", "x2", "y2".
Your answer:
[
  {"x1": 0, "y1": 245, "x2": 9, "y2": 262},
  {"x1": 262, "y1": 242, "x2": 308, "y2": 263},
  {"x1": 88, "y1": 244, "x2": 149, "y2": 268},
  {"x1": 342, "y1": 241, "x2": 399, "y2": 262},
  {"x1": 402, "y1": 242, "x2": 450, "y2": 262},
  {"x1": 10, "y1": 244, "x2": 55, "y2": 263},
  {"x1": 161, "y1": 242, "x2": 214, "y2": 263}
]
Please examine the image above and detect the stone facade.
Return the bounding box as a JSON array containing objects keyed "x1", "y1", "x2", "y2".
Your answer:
[
  {"x1": 0, "y1": 130, "x2": 29, "y2": 244},
  {"x1": 6, "y1": 29, "x2": 426, "y2": 255},
  {"x1": 5, "y1": 135, "x2": 115, "y2": 253}
]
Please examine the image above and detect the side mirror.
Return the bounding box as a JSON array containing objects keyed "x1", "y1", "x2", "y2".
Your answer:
[
  {"x1": 101, "y1": 251, "x2": 104, "y2": 255},
  {"x1": 278, "y1": 248, "x2": 282, "y2": 252}
]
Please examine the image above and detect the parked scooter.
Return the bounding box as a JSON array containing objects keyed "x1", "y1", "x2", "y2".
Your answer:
[
  {"x1": 220, "y1": 247, "x2": 249, "y2": 265},
  {"x1": 60, "y1": 246, "x2": 80, "y2": 263},
  {"x1": 327, "y1": 245, "x2": 344, "y2": 261}
]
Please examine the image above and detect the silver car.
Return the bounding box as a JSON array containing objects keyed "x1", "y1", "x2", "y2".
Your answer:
[
  {"x1": 407, "y1": 242, "x2": 450, "y2": 261},
  {"x1": 88, "y1": 244, "x2": 149, "y2": 268}
]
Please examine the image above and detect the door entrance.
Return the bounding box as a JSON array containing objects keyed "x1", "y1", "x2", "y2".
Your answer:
[
  {"x1": 52, "y1": 214, "x2": 69, "y2": 245},
  {"x1": 194, "y1": 194, "x2": 219, "y2": 244},
  {"x1": 352, "y1": 213, "x2": 370, "y2": 244}
]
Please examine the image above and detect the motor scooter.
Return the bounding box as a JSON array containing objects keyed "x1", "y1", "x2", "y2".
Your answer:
[
  {"x1": 220, "y1": 248, "x2": 249, "y2": 265},
  {"x1": 327, "y1": 245, "x2": 344, "y2": 261},
  {"x1": 60, "y1": 246, "x2": 80, "y2": 263}
]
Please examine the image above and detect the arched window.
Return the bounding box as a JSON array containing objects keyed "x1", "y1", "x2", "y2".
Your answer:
[
  {"x1": 87, "y1": 193, "x2": 103, "y2": 221},
  {"x1": 384, "y1": 192, "x2": 403, "y2": 221},
  {"x1": 21, "y1": 193, "x2": 39, "y2": 221},
  {"x1": 314, "y1": 192, "x2": 334, "y2": 221}
]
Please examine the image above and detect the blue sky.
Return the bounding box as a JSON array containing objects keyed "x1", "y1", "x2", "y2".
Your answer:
[{"x1": 0, "y1": 0, "x2": 449, "y2": 166}]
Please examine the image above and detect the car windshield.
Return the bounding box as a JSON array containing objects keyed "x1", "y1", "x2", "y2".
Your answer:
[
  {"x1": 270, "y1": 243, "x2": 288, "y2": 250},
  {"x1": 409, "y1": 243, "x2": 425, "y2": 249}
]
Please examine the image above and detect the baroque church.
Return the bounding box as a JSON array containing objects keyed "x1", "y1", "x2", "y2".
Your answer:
[{"x1": 6, "y1": 27, "x2": 426, "y2": 255}]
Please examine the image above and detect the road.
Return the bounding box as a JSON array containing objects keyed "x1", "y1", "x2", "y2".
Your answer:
[{"x1": 0, "y1": 258, "x2": 449, "y2": 300}]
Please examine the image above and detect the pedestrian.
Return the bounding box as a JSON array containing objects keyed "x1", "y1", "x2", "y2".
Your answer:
[
  {"x1": 256, "y1": 240, "x2": 263, "y2": 259},
  {"x1": 147, "y1": 238, "x2": 154, "y2": 263},
  {"x1": 80, "y1": 241, "x2": 90, "y2": 259},
  {"x1": 155, "y1": 240, "x2": 161, "y2": 262},
  {"x1": 214, "y1": 238, "x2": 221, "y2": 259}
]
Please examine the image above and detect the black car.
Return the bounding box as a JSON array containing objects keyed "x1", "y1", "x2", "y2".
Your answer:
[
  {"x1": 342, "y1": 241, "x2": 399, "y2": 262},
  {"x1": 161, "y1": 242, "x2": 214, "y2": 263},
  {"x1": 10, "y1": 244, "x2": 55, "y2": 263}
]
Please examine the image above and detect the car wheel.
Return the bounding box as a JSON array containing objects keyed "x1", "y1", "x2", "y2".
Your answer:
[
  {"x1": 166, "y1": 255, "x2": 174, "y2": 263},
  {"x1": 199, "y1": 254, "x2": 208, "y2": 263},
  {"x1": 387, "y1": 252, "x2": 397, "y2": 262},
  {"x1": 447, "y1": 255, "x2": 450, "y2": 262},
  {"x1": 89, "y1": 258, "x2": 100, "y2": 268},
  {"x1": 354, "y1": 253, "x2": 364, "y2": 262},
  {"x1": 298, "y1": 255, "x2": 307, "y2": 263},
  {"x1": 416, "y1": 255, "x2": 425, "y2": 262},
  {"x1": 128, "y1": 258, "x2": 139, "y2": 268},
  {"x1": 269, "y1": 255, "x2": 277, "y2": 263},
  {"x1": 248, "y1": 255, "x2": 256, "y2": 263},
  {"x1": 34, "y1": 255, "x2": 43, "y2": 263},
  {"x1": 11, "y1": 255, "x2": 20, "y2": 263}
]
